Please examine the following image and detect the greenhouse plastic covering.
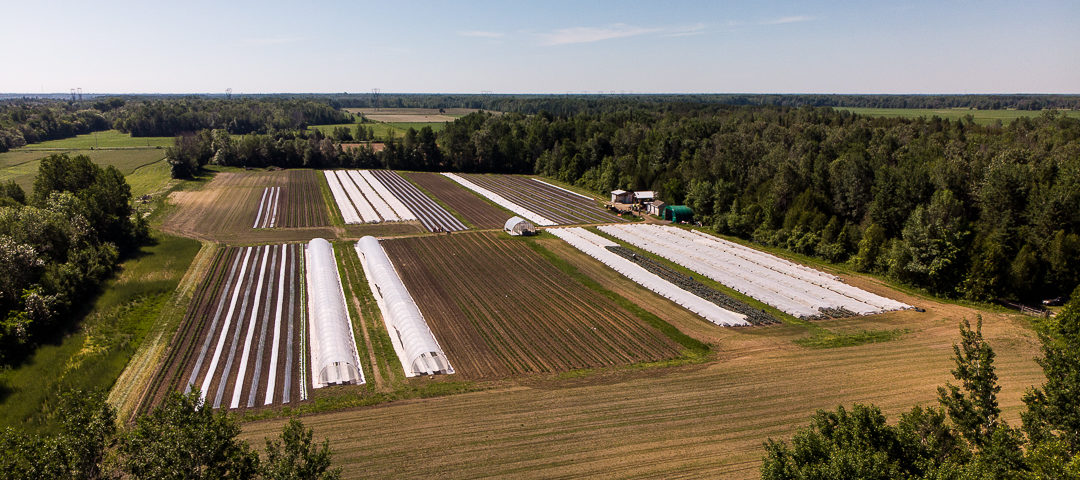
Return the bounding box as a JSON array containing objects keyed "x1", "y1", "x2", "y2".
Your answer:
[
  {"x1": 598, "y1": 224, "x2": 910, "y2": 318},
  {"x1": 550, "y1": 228, "x2": 748, "y2": 326},
  {"x1": 305, "y1": 238, "x2": 365, "y2": 387},
  {"x1": 442, "y1": 173, "x2": 556, "y2": 226},
  {"x1": 355, "y1": 236, "x2": 454, "y2": 377}
]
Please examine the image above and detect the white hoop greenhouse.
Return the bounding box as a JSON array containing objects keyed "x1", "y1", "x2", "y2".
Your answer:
[
  {"x1": 305, "y1": 238, "x2": 365, "y2": 388},
  {"x1": 355, "y1": 236, "x2": 453, "y2": 377}
]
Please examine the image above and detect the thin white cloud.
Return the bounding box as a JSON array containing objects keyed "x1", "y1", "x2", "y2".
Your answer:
[
  {"x1": 537, "y1": 23, "x2": 706, "y2": 46},
  {"x1": 661, "y1": 23, "x2": 706, "y2": 37},
  {"x1": 242, "y1": 36, "x2": 303, "y2": 46},
  {"x1": 459, "y1": 30, "x2": 504, "y2": 39},
  {"x1": 760, "y1": 16, "x2": 815, "y2": 25}
]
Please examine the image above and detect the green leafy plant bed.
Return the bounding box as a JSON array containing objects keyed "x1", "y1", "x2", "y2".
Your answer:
[{"x1": 794, "y1": 328, "x2": 909, "y2": 349}]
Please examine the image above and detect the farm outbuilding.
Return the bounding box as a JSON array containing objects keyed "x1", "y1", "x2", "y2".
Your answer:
[
  {"x1": 647, "y1": 201, "x2": 666, "y2": 216},
  {"x1": 611, "y1": 190, "x2": 633, "y2": 203},
  {"x1": 305, "y1": 238, "x2": 365, "y2": 388},
  {"x1": 663, "y1": 205, "x2": 694, "y2": 223},
  {"x1": 503, "y1": 216, "x2": 536, "y2": 236},
  {"x1": 355, "y1": 236, "x2": 453, "y2": 377}
]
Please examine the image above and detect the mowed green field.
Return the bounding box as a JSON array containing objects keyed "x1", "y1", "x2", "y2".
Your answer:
[
  {"x1": 839, "y1": 107, "x2": 1080, "y2": 125},
  {"x1": 309, "y1": 121, "x2": 448, "y2": 140},
  {"x1": 18, "y1": 130, "x2": 173, "y2": 150},
  {"x1": 0, "y1": 149, "x2": 167, "y2": 194}
]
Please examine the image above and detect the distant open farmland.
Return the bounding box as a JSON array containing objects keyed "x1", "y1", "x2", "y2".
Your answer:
[
  {"x1": 345, "y1": 107, "x2": 483, "y2": 122},
  {"x1": 380, "y1": 232, "x2": 684, "y2": 379},
  {"x1": 309, "y1": 122, "x2": 447, "y2": 140},
  {"x1": 0, "y1": 148, "x2": 165, "y2": 193},
  {"x1": 17, "y1": 129, "x2": 173, "y2": 150},
  {"x1": 838, "y1": 107, "x2": 1080, "y2": 125}
]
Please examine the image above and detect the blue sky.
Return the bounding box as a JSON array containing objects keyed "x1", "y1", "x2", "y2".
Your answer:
[{"x1": 1, "y1": 0, "x2": 1077, "y2": 94}]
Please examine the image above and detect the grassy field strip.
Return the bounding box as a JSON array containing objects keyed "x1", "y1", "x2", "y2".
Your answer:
[
  {"x1": 16, "y1": 130, "x2": 173, "y2": 149},
  {"x1": 839, "y1": 107, "x2": 1080, "y2": 125}
]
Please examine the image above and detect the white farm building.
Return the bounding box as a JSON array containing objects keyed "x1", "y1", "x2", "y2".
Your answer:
[
  {"x1": 305, "y1": 238, "x2": 365, "y2": 388},
  {"x1": 355, "y1": 236, "x2": 453, "y2": 377},
  {"x1": 503, "y1": 216, "x2": 536, "y2": 236}
]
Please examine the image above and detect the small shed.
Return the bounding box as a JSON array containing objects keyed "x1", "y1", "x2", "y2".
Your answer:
[
  {"x1": 504, "y1": 216, "x2": 536, "y2": 236},
  {"x1": 633, "y1": 191, "x2": 655, "y2": 204},
  {"x1": 647, "y1": 201, "x2": 666, "y2": 216},
  {"x1": 663, "y1": 205, "x2": 694, "y2": 223},
  {"x1": 610, "y1": 189, "x2": 633, "y2": 203}
]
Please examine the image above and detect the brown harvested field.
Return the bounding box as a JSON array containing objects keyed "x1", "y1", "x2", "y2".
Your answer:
[
  {"x1": 242, "y1": 235, "x2": 1045, "y2": 479},
  {"x1": 462, "y1": 173, "x2": 626, "y2": 225},
  {"x1": 163, "y1": 170, "x2": 347, "y2": 243},
  {"x1": 142, "y1": 244, "x2": 308, "y2": 412},
  {"x1": 403, "y1": 171, "x2": 512, "y2": 229},
  {"x1": 380, "y1": 232, "x2": 684, "y2": 378}
]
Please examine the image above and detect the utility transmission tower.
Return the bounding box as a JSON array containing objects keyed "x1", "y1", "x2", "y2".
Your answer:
[
  {"x1": 77, "y1": 88, "x2": 82, "y2": 101},
  {"x1": 70, "y1": 88, "x2": 77, "y2": 101},
  {"x1": 371, "y1": 88, "x2": 381, "y2": 111},
  {"x1": 226, "y1": 88, "x2": 233, "y2": 100}
]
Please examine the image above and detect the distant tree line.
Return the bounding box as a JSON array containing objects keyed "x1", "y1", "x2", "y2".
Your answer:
[
  {"x1": 762, "y1": 288, "x2": 1080, "y2": 479},
  {"x1": 0, "y1": 154, "x2": 147, "y2": 363},
  {"x1": 1, "y1": 388, "x2": 340, "y2": 479},
  {"x1": 320, "y1": 93, "x2": 1080, "y2": 114},
  {"x1": 168, "y1": 106, "x2": 1080, "y2": 303},
  {"x1": 0, "y1": 101, "x2": 110, "y2": 152}
]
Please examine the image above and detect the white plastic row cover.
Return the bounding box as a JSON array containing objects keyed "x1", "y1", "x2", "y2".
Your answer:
[
  {"x1": 550, "y1": 228, "x2": 748, "y2": 326},
  {"x1": 598, "y1": 224, "x2": 910, "y2": 318}
]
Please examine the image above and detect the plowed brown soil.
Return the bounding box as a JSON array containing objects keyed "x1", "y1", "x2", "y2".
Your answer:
[{"x1": 381, "y1": 232, "x2": 683, "y2": 379}]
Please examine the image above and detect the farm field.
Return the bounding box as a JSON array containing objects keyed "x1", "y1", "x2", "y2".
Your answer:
[
  {"x1": 163, "y1": 170, "x2": 340, "y2": 243},
  {"x1": 838, "y1": 107, "x2": 1080, "y2": 125},
  {"x1": 15, "y1": 129, "x2": 173, "y2": 150},
  {"x1": 455, "y1": 173, "x2": 625, "y2": 225},
  {"x1": 600, "y1": 224, "x2": 910, "y2": 319},
  {"x1": 379, "y1": 231, "x2": 684, "y2": 379},
  {"x1": 368, "y1": 170, "x2": 466, "y2": 232},
  {"x1": 345, "y1": 107, "x2": 483, "y2": 122},
  {"x1": 143, "y1": 244, "x2": 308, "y2": 411},
  {"x1": 403, "y1": 171, "x2": 511, "y2": 229},
  {"x1": 0, "y1": 148, "x2": 165, "y2": 193},
  {"x1": 241, "y1": 271, "x2": 1044, "y2": 479},
  {"x1": 309, "y1": 122, "x2": 447, "y2": 140}
]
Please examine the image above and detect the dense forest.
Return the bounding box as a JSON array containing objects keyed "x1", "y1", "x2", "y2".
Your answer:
[
  {"x1": 763, "y1": 290, "x2": 1080, "y2": 479},
  {"x1": 0, "y1": 97, "x2": 349, "y2": 151},
  {"x1": 321, "y1": 93, "x2": 1080, "y2": 114},
  {"x1": 169, "y1": 105, "x2": 1080, "y2": 304},
  {"x1": 1, "y1": 389, "x2": 339, "y2": 479},
  {"x1": 0, "y1": 154, "x2": 146, "y2": 362}
]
